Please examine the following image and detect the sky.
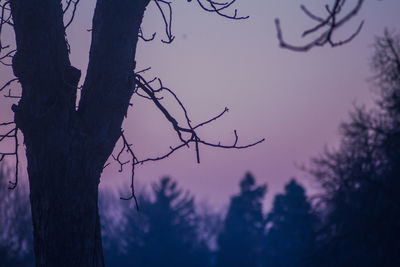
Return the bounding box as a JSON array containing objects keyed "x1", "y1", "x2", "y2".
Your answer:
[{"x1": 1, "y1": 0, "x2": 400, "y2": 211}]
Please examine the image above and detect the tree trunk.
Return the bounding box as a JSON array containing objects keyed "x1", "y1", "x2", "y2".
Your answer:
[
  {"x1": 9, "y1": 0, "x2": 150, "y2": 266},
  {"x1": 27, "y1": 140, "x2": 106, "y2": 266}
]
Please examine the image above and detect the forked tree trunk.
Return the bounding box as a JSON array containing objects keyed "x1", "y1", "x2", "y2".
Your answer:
[{"x1": 9, "y1": 0, "x2": 150, "y2": 266}]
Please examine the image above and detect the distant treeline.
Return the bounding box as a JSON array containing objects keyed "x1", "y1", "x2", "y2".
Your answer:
[
  {"x1": 1, "y1": 30, "x2": 400, "y2": 267},
  {"x1": 0, "y1": 167, "x2": 320, "y2": 267},
  {"x1": 99, "y1": 173, "x2": 319, "y2": 267}
]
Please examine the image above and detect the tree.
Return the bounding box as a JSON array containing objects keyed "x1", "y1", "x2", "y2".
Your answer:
[
  {"x1": 0, "y1": 0, "x2": 367, "y2": 265},
  {"x1": 309, "y1": 29, "x2": 400, "y2": 266},
  {"x1": 264, "y1": 179, "x2": 318, "y2": 267},
  {"x1": 100, "y1": 189, "x2": 147, "y2": 267},
  {"x1": 101, "y1": 178, "x2": 210, "y2": 267},
  {"x1": 216, "y1": 172, "x2": 266, "y2": 267},
  {"x1": 0, "y1": 164, "x2": 33, "y2": 266},
  {"x1": 138, "y1": 177, "x2": 210, "y2": 267},
  {"x1": 195, "y1": 201, "x2": 224, "y2": 260}
]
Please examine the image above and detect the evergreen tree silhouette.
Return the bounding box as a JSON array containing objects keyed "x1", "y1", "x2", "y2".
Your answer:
[
  {"x1": 139, "y1": 177, "x2": 210, "y2": 267},
  {"x1": 216, "y1": 172, "x2": 266, "y2": 267},
  {"x1": 264, "y1": 179, "x2": 318, "y2": 267},
  {"x1": 102, "y1": 177, "x2": 210, "y2": 267}
]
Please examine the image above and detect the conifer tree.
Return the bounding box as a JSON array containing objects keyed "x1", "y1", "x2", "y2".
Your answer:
[
  {"x1": 216, "y1": 173, "x2": 266, "y2": 267},
  {"x1": 101, "y1": 177, "x2": 210, "y2": 267},
  {"x1": 138, "y1": 177, "x2": 209, "y2": 267},
  {"x1": 264, "y1": 179, "x2": 318, "y2": 267}
]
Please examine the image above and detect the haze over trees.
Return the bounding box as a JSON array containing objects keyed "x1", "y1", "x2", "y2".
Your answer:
[{"x1": 0, "y1": 0, "x2": 378, "y2": 265}]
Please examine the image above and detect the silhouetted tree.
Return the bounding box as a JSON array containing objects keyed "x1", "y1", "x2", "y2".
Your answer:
[
  {"x1": 0, "y1": 0, "x2": 368, "y2": 264},
  {"x1": 264, "y1": 179, "x2": 318, "y2": 267},
  {"x1": 196, "y1": 202, "x2": 224, "y2": 255},
  {"x1": 0, "y1": 1, "x2": 267, "y2": 264},
  {"x1": 100, "y1": 190, "x2": 147, "y2": 267},
  {"x1": 309, "y1": 29, "x2": 400, "y2": 266},
  {"x1": 137, "y1": 177, "x2": 210, "y2": 267},
  {"x1": 0, "y1": 164, "x2": 33, "y2": 266},
  {"x1": 216, "y1": 173, "x2": 266, "y2": 267},
  {"x1": 100, "y1": 178, "x2": 210, "y2": 267}
]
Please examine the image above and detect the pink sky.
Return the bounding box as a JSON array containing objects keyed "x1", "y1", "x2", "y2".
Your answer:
[{"x1": 1, "y1": 0, "x2": 400, "y2": 211}]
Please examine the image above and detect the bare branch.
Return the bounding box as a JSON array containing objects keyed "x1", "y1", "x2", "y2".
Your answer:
[
  {"x1": 111, "y1": 70, "x2": 264, "y2": 208},
  {"x1": 145, "y1": 0, "x2": 248, "y2": 45},
  {"x1": 193, "y1": 107, "x2": 229, "y2": 129},
  {"x1": 138, "y1": 27, "x2": 156, "y2": 42},
  {"x1": 0, "y1": 127, "x2": 15, "y2": 143},
  {"x1": 0, "y1": 121, "x2": 14, "y2": 126},
  {"x1": 193, "y1": 0, "x2": 249, "y2": 20},
  {"x1": 119, "y1": 132, "x2": 139, "y2": 210},
  {"x1": 135, "y1": 141, "x2": 191, "y2": 165},
  {"x1": 154, "y1": 0, "x2": 175, "y2": 44},
  {"x1": 135, "y1": 74, "x2": 188, "y2": 143},
  {"x1": 276, "y1": 0, "x2": 365, "y2": 51},
  {"x1": 4, "y1": 88, "x2": 21, "y2": 99},
  {"x1": 102, "y1": 162, "x2": 111, "y2": 170},
  {"x1": 8, "y1": 127, "x2": 19, "y2": 189},
  {"x1": 0, "y1": 1, "x2": 12, "y2": 50},
  {"x1": 300, "y1": 5, "x2": 325, "y2": 23},
  {"x1": 136, "y1": 67, "x2": 152, "y2": 74},
  {"x1": 0, "y1": 48, "x2": 15, "y2": 65},
  {"x1": 0, "y1": 1, "x2": 14, "y2": 70},
  {"x1": 63, "y1": 0, "x2": 80, "y2": 29},
  {"x1": 135, "y1": 72, "x2": 264, "y2": 159},
  {"x1": 0, "y1": 124, "x2": 19, "y2": 189},
  {"x1": 134, "y1": 73, "x2": 265, "y2": 163}
]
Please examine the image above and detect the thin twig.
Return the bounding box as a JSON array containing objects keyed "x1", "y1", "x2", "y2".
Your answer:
[{"x1": 119, "y1": 132, "x2": 139, "y2": 211}]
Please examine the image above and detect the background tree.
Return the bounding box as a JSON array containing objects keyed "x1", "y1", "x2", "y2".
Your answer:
[
  {"x1": 216, "y1": 172, "x2": 266, "y2": 267},
  {"x1": 0, "y1": 164, "x2": 33, "y2": 266},
  {"x1": 100, "y1": 190, "x2": 148, "y2": 267},
  {"x1": 0, "y1": 0, "x2": 367, "y2": 265},
  {"x1": 137, "y1": 177, "x2": 210, "y2": 267},
  {"x1": 101, "y1": 178, "x2": 210, "y2": 267},
  {"x1": 309, "y1": 29, "x2": 400, "y2": 266},
  {"x1": 196, "y1": 201, "x2": 224, "y2": 263},
  {"x1": 264, "y1": 179, "x2": 318, "y2": 267}
]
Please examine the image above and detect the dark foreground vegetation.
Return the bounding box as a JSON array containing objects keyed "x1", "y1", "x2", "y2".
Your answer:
[{"x1": 1, "y1": 29, "x2": 400, "y2": 267}]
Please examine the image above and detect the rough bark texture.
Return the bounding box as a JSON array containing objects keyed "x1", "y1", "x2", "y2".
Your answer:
[{"x1": 9, "y1": 0, "x2": 150, "y2": 266}]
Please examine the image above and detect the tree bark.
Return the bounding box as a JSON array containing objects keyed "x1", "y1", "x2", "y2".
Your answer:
[{"x1": 9, "y1": 0, "x2": 150, "y2": 266}]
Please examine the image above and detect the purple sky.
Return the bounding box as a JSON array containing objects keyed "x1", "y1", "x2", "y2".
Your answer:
[{"x1": 1, "y1": 0, "x2": 400, "y2": 211}]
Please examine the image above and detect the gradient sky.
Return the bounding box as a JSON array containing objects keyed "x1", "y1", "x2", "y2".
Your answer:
[{"x1": 1, "y1": 0, "x2": 400, "y2": 211}]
